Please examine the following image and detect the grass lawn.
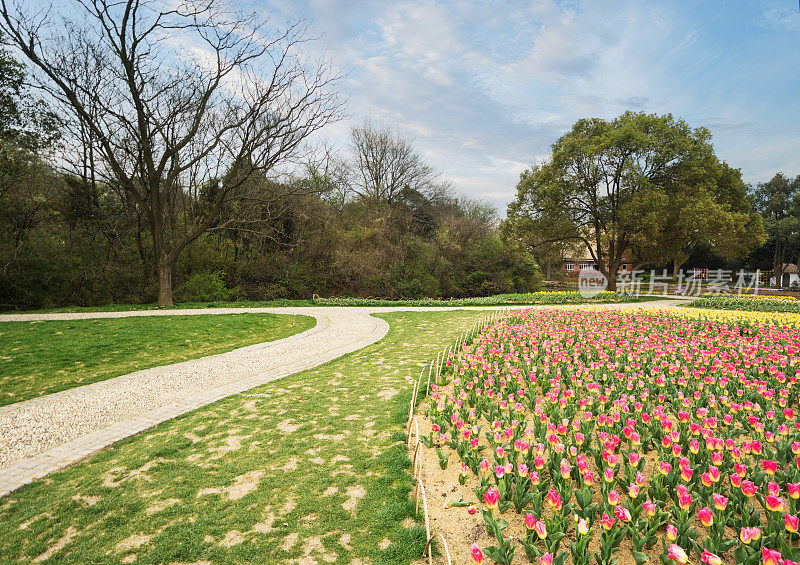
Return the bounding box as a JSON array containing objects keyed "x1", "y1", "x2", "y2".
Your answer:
[
  {"x1": 5, "y1": 292, "x2": 668, "y2": 315},
  {"x1": 0, "y1": 313, "x2": 316, "y2": 406},
  {"x1": 8, "y1": 299, "x2": 314, "y2": 314},
  {"x1": 0, "y1": 310, "x2": 478, "y2": 564}
]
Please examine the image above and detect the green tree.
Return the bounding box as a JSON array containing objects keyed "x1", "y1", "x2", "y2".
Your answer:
[
  {"x1": 629, "y1": 160, "x2": 765, "y2": 279},
  {"x1": 0, "y1": 0, "x2": 342, "y2": 305},
  {"x1": 752, "y1": 173, "x2": 800, "y2": 288},
  {"x1": 506, "y1": 111, "x2": 732, "y2": 290},
  {"x1": 0, "y1": 37, "x2": 63, "y2": 309}
]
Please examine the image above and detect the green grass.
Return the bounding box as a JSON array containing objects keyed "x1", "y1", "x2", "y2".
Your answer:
[
  {"x1": 690, "y1": 295, "x2": 800, "y2": 313},
  {"x1": 0, "y1": 310, "x2": 479, "y2": 564},
  {"x1": 312, "y1": 291, "x2": 659, "y2": 306},
  {"x1": 8, "y1": 299, "x2": 314, "y2": 314},
  {"x1": 0, "y1": 313, "x2": 316, "y2": 406},
  {"x1": 5, "y1": 291, "x2": 661, "y2": 315}
]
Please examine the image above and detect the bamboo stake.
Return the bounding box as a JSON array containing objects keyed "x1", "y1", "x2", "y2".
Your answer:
[
  {"x1": 412, "y1": 443, "x2": 422, "y2": 479},
  {"x1": 407, "y1": 417, "x2": 419, "y2": 449},
  {"x1": 408, "y1": 375, "x2": 419, "y2": 428},
  {"x1": 414, "y1": 478, "x2": 431, "y2": 558},
  {"x1": 424, "y1": 533, "x2": 452, "y2": 565}
]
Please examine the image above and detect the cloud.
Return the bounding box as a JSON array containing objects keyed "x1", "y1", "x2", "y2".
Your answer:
[
  {"x1": 697, "y1": 118, "x2": 756, "y2": 133},
  {"x1": 759, "y1": 4, "x2": 800, "y2": 29},
  {"x1": 257, "y1": 0, "x2": 800, "y2": 213}
]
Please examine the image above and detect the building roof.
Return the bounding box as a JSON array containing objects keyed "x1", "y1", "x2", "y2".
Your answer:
[{"x1": 781, "y1": 263, "x2": 799, "y2": 274}]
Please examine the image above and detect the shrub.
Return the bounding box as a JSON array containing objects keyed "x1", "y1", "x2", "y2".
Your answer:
[{"x1": 175, "y1": 272, "x2": 240, "y2": 303}]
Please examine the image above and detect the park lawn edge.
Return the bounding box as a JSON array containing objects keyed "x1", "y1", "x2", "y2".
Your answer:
[
  {"x1": 0, "y1": 312, "x2": 317, "y2": 406},
  {"x1": 4, "y1": 294, "x2": 668, "y2": 315},
  {"x1": 0, "y1": 310, "x2": 483, "y2": 564}
]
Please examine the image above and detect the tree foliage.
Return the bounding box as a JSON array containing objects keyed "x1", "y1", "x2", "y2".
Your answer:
[
  {"x1": 0, "y1": 0, "x2": 343, "y2": 304},
  {"x1": 505, "y1": 111, "x2": 764, "y2": 287},
  {"x1": 752, "y1": 173, "x2": 800, "y2": 287},
  {"x1": 0, "y1": 110, "x2": 539, "y2": 309}
]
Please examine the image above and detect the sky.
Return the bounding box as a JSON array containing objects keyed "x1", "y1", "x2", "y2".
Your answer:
[{"x1": 256, "y1": 0, "x2": 800, "y2": 214}]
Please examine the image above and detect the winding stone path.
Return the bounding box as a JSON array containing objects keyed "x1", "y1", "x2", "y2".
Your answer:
[{"x1": 0, "y1": 300, "x2": 689, "y2": 497}]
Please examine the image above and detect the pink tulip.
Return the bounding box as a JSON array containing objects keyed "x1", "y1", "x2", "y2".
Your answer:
[
  {"x1": 767, "y1": 481, "x2": 780, "y2": 497},
  {"x1": 667, "y1": 524, "x2": 678, "y2": 541},
  {"x1": 524, "y1": 513, "x2": 537, "y2": 530},
  {"x1": 483, "y1": 487, "x2": 499, "y2": 510},
  {"x1": 740, "y1": 526, "x2": 760, "y2": 544},
  {"x1": 741, "y1": 480, "x2": 757, "y2": 497},
  {"x1": 471, "y1": 543, "x2": 484, "y2": 565},
  {"x1": 560, "y1": 458, "x2": 571, "y2": 479},
  {"x1": 698, "y1": 506, "x2": 713, "y2": 527},
  {"x1": 540, "y1": 553, "x2": 553, "y2": 565},
  {"x1": 765, "y1": 494, "x2": 783, "y2": 512},
  {"x1": 534, "y1": 519, "x2": 547, "y2": 539},
  {"x1": 786, "y1": 513, "x2": 799, "y2": 533},
  {"x1": 667, "y1": 544, "x2": 689, "y2": 564},
  {"x1": 763, "y1": 547, "x2": 781, "y2": 565},
  {"x1": 701, "y1": 550, "x2": 722, "y2": 565},
  {"x1": 600, "y1": 512, "x2": 615, "y2": 530},
  {"x1": 547, "y1": 489, "x2": 562, "y2": 510},
  {"x1": 614, "y1": 505, "x2": 631, "y2": 522}
]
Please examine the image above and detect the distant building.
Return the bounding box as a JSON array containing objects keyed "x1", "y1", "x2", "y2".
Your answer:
[
  {"x1": 561, "y1": 255, "x2": 633, "y2": 276},
  {"x1": 769, "y1": 263, "x2": 800, "y2": 287}
]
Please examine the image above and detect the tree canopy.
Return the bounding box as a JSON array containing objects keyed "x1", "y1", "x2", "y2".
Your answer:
[
  {"x1": 752, "y1": 173, "x2": 800, "y2": 287},
  {"x1": 505, "y1": 111, "x2": 764, "y2": 288},
  {"x1": 0, "y1": 0, "x2": 343, "y2": 305}
]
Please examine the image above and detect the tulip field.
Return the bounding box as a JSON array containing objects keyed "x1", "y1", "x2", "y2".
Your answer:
[
  {"x1": 422, "y1": 308, "x2": 800, "y2": 565},
  {"x1": 692, "y1": 296, "x2": 800, "y2": 314}
]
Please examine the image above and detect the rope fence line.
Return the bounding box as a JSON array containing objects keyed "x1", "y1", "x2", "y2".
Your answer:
[
  {"x1": 424, "y1": 533, "x2": 452, "y2": 565},
  {"x1": 404, "y1": 309, "x2": 508, "y2": 564}
]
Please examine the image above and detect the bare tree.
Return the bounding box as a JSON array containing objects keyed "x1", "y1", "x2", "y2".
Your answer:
[
  {"x1": 349, "y1": 120, "x2": 440, "y2": 204},
  {"x1": 0, "y1": 0, "x2": 342, "y2": 304},
  {"x1": 300, "y1": 141, "x2": 350, "y2": 209}
]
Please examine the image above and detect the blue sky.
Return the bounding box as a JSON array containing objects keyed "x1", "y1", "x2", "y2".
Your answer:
[{"x1": 260, "y1": 0, "x2": 800, "y2": 213}]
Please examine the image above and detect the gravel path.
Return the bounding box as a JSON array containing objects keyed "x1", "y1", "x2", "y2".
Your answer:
[{"x1": 0, "y1": 300, "x2": 689, "y2": 496}]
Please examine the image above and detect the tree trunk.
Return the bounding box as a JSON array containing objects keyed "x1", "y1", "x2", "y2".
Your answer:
[
  {"x1": 157, "y1": 260, "x2": 174, "y2": 306},
  {"x1": 774, "y1": 242, "x2": 784, "y2": 289},
  {"x1": 604, "y1": 265, "x2": 617, "y2": 292},
  {"x1": 672, "y1": 259, "x2": 682, "y2": 282}
]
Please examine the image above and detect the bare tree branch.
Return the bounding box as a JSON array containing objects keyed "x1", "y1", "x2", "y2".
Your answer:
[{"x1": 0, "y1": 0, "x2": 343, "y2": 304}]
